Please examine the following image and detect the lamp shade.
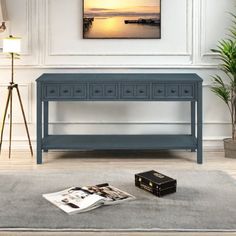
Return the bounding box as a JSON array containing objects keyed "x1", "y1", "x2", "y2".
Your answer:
[
  {"x1": 0, "y1": 0, "x2": 8, "y2": 21},
  {"x1": 3, "y1": 36, "x2": 21, "y2": 53}
]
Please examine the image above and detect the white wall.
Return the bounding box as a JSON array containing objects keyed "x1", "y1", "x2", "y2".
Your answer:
[{"x1": 0, "y1": 0, "x2": 235, "y2": 150}]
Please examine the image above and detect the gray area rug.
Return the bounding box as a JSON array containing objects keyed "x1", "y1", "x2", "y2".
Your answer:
[{"x1": 0, "y1": 169, "x2": 236, "y2": 232}]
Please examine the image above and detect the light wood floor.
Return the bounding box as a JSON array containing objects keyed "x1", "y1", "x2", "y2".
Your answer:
[{"x1": 0, "y1": 149, "x2": 236, "y2": 236}]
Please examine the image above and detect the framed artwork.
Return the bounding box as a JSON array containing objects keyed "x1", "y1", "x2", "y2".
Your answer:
[{"x1": 83, "y1": 0, "x2": 161, "y2": 39}]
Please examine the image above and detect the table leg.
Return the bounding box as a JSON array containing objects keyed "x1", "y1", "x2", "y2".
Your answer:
[
  {"x1": 191, "y1": 101, "x2": 196, "y2": 152},
  {"x1": 197, "y1": 83, "x2": 203, "y2": 164},
  {"x1": 37, "y1": 83, "x2": 42, "y2": 164},
  {"x1": 43, "y1": 101, "x2": 49, "y2": 153}
]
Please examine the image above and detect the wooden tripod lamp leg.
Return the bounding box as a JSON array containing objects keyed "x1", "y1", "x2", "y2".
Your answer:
[
  {"x1": 16, "y1": 86, "x2": 33, "y2": 156},
  {"x1": 0, "y1": 88, "x2": 12, "y2": 155},
  {"x1": 9, "y1": 88, "x2": 13, "y2": 159}
]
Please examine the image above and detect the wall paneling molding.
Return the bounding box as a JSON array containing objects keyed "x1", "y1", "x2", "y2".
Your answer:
[{"x1": 43, "y1": 0, "x2": 193, "y2": 67}]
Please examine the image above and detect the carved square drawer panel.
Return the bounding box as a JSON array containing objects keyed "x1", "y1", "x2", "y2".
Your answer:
[
  {"x1": 181, "y1": 84, "x2": 194, "y2": 98},
  {"x1": 121, "y1": 84, "x2": 136, "y2": 98},
  {"x1": 45, "y1": 85, "x2": 59, "y2": 98},
  {"x1": 166, "y1": 85, "x2": 179, "y2": 97},
  {"x1": 104, "y1": 84, "x2": 118, "y2": 98},
  {"x1": 136, "y1": 84, "x2": 149, "y2": 99},
  {"x1": 59, "y1": 85, "x2": 73, "y2": 97},
  {"x1": 73, "y1": 84, "x2": 87, "y2": 98},
  {"x1": 153, "y1": 84, "x2": 165, "y2": 98}
]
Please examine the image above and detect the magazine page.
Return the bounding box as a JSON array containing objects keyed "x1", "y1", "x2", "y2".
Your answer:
[
  {"x1": 43, "y1": 187, "x2": 105, "y2": 215},
  {"x1": 81, "y1": 183, "x2": 135, "y2": 205}
]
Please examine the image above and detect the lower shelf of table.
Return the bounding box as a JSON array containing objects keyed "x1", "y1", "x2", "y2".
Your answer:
[{"x1": 42, "y1": 135, "x2": 197, "y2": 150}]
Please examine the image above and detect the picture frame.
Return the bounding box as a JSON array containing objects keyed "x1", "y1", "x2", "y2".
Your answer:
[{"x1": 83, "y1": 0, "x2": 161, "y2": 39}]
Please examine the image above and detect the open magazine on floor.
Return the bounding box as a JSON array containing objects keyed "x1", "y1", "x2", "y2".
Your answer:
[{"x1": 43, "y1": 183, "x2": 135, "y2": 215}]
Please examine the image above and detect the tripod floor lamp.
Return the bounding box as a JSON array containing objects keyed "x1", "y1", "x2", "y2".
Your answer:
[{"x1": 0, "y1": 35, "x2": 33, "y2": 158}]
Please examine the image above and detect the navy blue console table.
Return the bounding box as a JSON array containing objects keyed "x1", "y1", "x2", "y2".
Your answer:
[{"x1": 36, "y1": 73, "x2": 203, "y2": 164}]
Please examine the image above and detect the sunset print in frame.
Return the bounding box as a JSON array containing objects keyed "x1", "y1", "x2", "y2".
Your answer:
[{"x1": 83, "y1": 0, "x2": 161, "y2": 39}]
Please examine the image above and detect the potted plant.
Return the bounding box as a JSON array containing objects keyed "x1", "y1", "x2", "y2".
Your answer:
[{"x1": 211, "y1": 14, "x2": 236, "y2": 158}]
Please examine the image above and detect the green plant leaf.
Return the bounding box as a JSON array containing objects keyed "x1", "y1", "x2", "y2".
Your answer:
[{"x1": 211, "y1": 11, "x2": 236, "y2": 139}]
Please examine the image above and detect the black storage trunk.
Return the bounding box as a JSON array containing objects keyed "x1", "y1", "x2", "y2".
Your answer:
[{"x1": 135, "y1": 170, "x2": 177, "y2": 197}]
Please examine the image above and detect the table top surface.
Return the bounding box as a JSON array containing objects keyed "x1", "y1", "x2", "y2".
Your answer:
[{"x1": 36, "y1": 73, "x2": 203, "y2": 83}]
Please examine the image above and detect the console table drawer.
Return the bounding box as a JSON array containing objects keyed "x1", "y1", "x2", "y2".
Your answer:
[
  {"x1": 44, "y1": 84, "x2": 87, "y2": 99},
  {"x1": 89, "y1": 83, "x2": 118, "y2": 99},
  {"x1": 153, "y1": 84, "x2": 195, "y2": 99},
  {"x1": 121, "y1": 84, "x2": 149, "y2": 99}
]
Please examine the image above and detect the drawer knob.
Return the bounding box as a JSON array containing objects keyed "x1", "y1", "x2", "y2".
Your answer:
[
  {"x1": 139, "y1": 90, "x2": 144, "y2": 94},
  {"x1": 76, "y1": 90, "x2": 81, "y2": 93},
  {"x1": 126, "y1": 90, "x2": 131, "y2": 93},
  {"x1": 108, "y1": 90, "x2": 113, "y2": 93},
  {"x1": 158, "y1": 89, "x2": 162, "y2": 93},
  {"x1": 63, "y1": 90, "x2": 68, "y2": 93},
  {"x1": 95, "y1": 90, "x2": 100, "y2": 93},
  {"x1": 171, "y1": 89, "x2": 176, "y2": 93},
  {"x1": 184, "y1": 90, "x2": 189, "y2": 94},
  {"x1": 50, "y1": 90, "x2": 55, "y2": 94}
]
